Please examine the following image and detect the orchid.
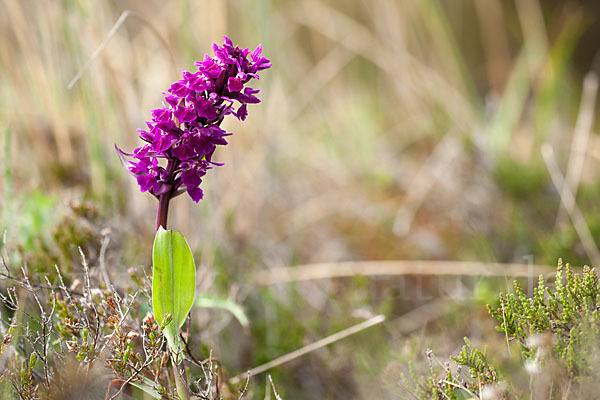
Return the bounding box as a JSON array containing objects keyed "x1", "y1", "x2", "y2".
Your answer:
[
  {"x1": 117, "y1": 36, "x2": 271, "y2": 231},
  {"x1": 114, "y1": 36, "x2": 270, "y2": 400}
]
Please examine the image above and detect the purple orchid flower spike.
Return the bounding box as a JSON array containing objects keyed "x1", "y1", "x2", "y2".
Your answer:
[{"x1": 116, "y1": 36, "x2": 270, "y2": 231}]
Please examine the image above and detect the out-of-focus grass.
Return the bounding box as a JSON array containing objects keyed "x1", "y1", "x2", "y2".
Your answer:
[{"x1": 2, "y1": 0, "x2": 600, "y2": 398}]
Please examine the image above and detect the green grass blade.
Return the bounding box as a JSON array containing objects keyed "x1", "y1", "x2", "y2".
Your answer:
[
  {"x1": 128, "y1": 378, "x2": 162, "y2": 399},
  {"x1": 194, "y1": 295, "x2": 250, "y2": 328},
  {"x1": 152, "y1": 227, "x2": 196, "y2": 356},
  {"x1": 486, "y1": 43, "x2": 536, "y2": 156},
  {"x1": 533, "y1": 14, "x2": 586, "y2": 139}
]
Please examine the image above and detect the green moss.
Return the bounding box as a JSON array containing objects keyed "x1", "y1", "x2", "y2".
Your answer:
[{"x1": 493, "y1": 156, "x2": 548, "y2": 199}]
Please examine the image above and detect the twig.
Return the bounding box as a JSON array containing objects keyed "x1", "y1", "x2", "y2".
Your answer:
[
  {"x1": 229, "y1": 314, "x2": 385, "y2": 384},
  {"x1": 79, "y1": 247, "x2": 102, "y2": 368},
  {"x1": 0, "y1": 259, "x2": 83, "y2": 296},
  {"x1": 5, "y1": 270, "x2": 57, "y2": 388},
  {"x1": 54, "y1": 265, "x2": 88, "y2": 328},
  {"x1": 267, "y1": 375, "x2": 283, "y2": 400},
  {"x1": 180, "y1": 330, "x2": 223, "y2": 396},
  {"x1": 104, "y1": 379, "x2": 124, "y2": 400},
  {"x1": 237, "y1": 374, "x2": 250, "y2": 400},
  {"x1": 99, "y1": 235, "x2": 112, "y2": 289},
  {"x1": 98, "y1": 291, "x2": 140, "y2": 356},
  {"x1": 108, "y1": 356, "x2": 157, "y2": 400},
  {"x1": 442, "y1": 380, "x2": 478, "y2": 398}
]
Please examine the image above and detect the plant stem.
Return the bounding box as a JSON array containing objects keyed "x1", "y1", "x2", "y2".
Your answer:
[
  {"x1": 156, "y1": 192, "x2": 171, "y2": 232},
  {"x1": 155, "y1": 160, "x2": 176, "y2": 232},
  {"x1": 173, "y1": 359, "x2": 191, "y2": 400}
]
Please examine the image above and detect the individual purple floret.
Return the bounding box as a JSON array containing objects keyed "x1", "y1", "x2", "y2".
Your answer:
[{"x1": 116, "y1": 36, "x2": 270, "y2": 231}]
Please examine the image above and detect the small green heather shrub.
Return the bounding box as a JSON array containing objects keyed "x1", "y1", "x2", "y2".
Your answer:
[
  {"x1": 488, "y1": 260, "x2": 600, "y2": 373},
  {"x1": 410, "y1": 260, "x2": 600, "y2": 399}
]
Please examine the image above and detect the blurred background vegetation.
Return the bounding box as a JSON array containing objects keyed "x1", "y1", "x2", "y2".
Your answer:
[{"x1": 2, "y1": 0, "x2": 600, "y2": 398}]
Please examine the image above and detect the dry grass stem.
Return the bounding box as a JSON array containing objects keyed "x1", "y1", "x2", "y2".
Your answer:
[
  {"x1": 556, "y1": 72, "x2": 599, "y2": 228},
  {"x1": 229, "y1": 314, "x2": 385, "y2": 385},
  {"x1": 68, "y1": 10, "x2": 175, "y2": 90},
  {"x1": 542, "y1": 144, "x2": 600, "y2": 265},
  {"x1": 68, "y1": 11, "x2": 134, "y2": 89},
  {"x1": 254, "y1": 260, "x2": 558, "y2": 285}
]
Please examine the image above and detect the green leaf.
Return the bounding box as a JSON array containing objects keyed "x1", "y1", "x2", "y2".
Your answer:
[
  {"x1": 152, "y1": 227, "x2": 196, "y2": 357},
  {"x1": 194, "y1": 295, "x2": 249, "y2": 328},
  {"x1": 129, "y1": 378, "x2": 162, "y2": 399}
]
